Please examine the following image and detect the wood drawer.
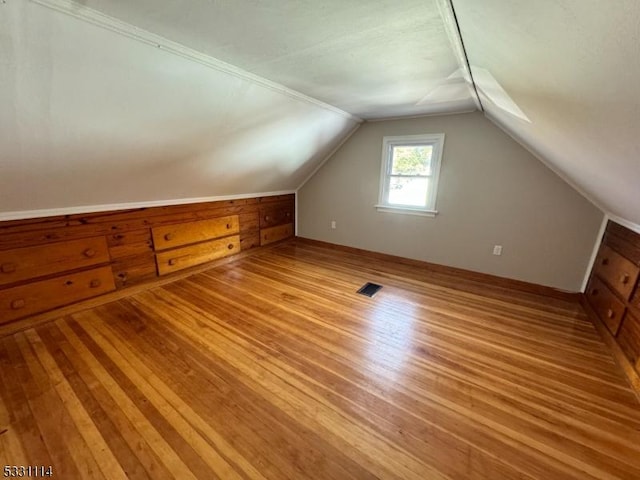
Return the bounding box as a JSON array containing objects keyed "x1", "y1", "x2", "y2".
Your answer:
[
  {"x1": 156, "y1": 235, "x2": 240, "y2": 276},
  {"x1": 0, "y1": 236, "x2": 110, "y2": 287},
  {"x1": 260, "y1": 223, "x2": 293, "y2": 246},
  {"x1": 111, "y1": 253, "x2": 157, "y2": 289},
  {"x1": 259, "y1": 205, "x2": 294, "y2": 228},
  {"x1": 152, "y1": 216, "x2": 239, "y2": 251},
  {"x1": 594, "y1": 245, "x2": 639, "y2": 300},
  {"x1": 586, "y1": 276, "x2": 626, "y2": 335},
  {"x1": 617, "y1": 310, "x2": 640, "y2": 368},
  {"x1": 0, "y1": 266, "x2": 115, "y2": 325}
]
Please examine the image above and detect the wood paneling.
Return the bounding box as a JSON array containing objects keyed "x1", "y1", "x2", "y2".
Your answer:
[
  {"x1": 152, "y1": 216, "x2": 240, "y2": 251},
  {"x1": 630, "y1": 287, "x2": 640, "y2": 312},
  {"x1": 240, "y1": 231, "x2": 261, "y2": 251},
  {"x1": 111, "y1": 253, "x2": 157, "y2": 289},
  {"x1": 259, "y1": 205, "x2": 294, "y2": 228},
  {"x1": 584, "y1": 220, "x2": 640, "y2": 388},
  {"x1": 0, "y1": 195, "x2": 294, "y2": 330},
  {"x1": 0, "y1": 197, "x2": 291, "y2": 250},
  {"x1": 605, "y1": 222, "x2": 640, "y2": 266},
  {"x1": 156, "y1": 236, "x2": 241, "y2": 276},
  {"x1": 594, "y1": 244, "x2": 639, "y2": 300},
  {"x1": 585, "y1": 276, "x2": 626, "y2": 335},
  {"x1": 0, "y1": 237, "x2": 110, "y2": 287},
  {"x1": 1, "y1": 241, "x2": 639, "y2": 479},
  {"x1": 106, "y1": 230, "x2": 153, "y2": 259},
  {"x1": 618, "y1": 310, "x2": 640, "y2": 367},
  {"x1": 0, "y1": 267, "x2": 115, "y2": 325},
  {"x1": 260, "y1": 223, "x2": 293, "y2": 246}
]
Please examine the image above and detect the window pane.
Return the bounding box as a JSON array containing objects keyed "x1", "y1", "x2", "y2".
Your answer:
[
  {"x1": 391, "y1": 145, "x2": 433, "y2": 176},
  {"x1": 387, "y1": 176, "x2": 429, "y2": 207}
]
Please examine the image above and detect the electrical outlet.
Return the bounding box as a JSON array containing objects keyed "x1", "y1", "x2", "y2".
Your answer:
[
  {"x1": 331, "y1": 220, "x2": 336, "y2": 229},
  {"x1": 493, "y1": 245, "x2": 503, "y2": 256}
]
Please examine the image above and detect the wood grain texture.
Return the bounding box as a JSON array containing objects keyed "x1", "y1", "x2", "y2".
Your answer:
[
  {"x1": 594, "y1": 245, "x2": 639, "y2": 301},
  {"x1": 107, "y1": 230, "x2": 154, "y2": 260},
  {"x1": 152, "y1": 216, "x2": 240, "y2": 251},
  {"x1": 111, "y1": 253, "x2": 158, "y2": 289},
  {"x1": 0, "y1": 236, "x2": 110, "y2": 287},
  {"x1": 580, "y1": 296, "x2": 640, "y2": 399},
  {"x1": 604, "y1": 221, "x2": 640, "y2": 266},
  {"x1": 0, "y1": 197, "x2": 292, "y2": 251},
  {"x1": 585, "y1": 221, "x2": 640, "y2": 387},
  {"x1": 618, "y1": 309, "x2": 640, "y2": 367},
  {"x1": 297, "y1": 237, "x2": 579, "y2": 301},
  {"x1": 0, "y1": 243, "x2": 274, "y2": 338},
  {"x1": 585, "y1": 276, "x2": 626, "y2": 335},
  {"x1": 260, "y1": 224, "x2": 294, "y2": 246},
  {"x1": 1, "y1": 240, "x2": 639, "y2": 479},
  {"x1": 0, "y1": 195, "x2": 294, "y2": 331},
  {"x1": 156, "y1": 236, "x2": 241, "y2": 276},
  {"x1": 0, "y1": 267, "x2": 116, "y2": 325},
  {"x1": 259, "y1": 205, "x2": 294, "y2": 229},
  {"x1": 631, "y1": 289, "x2": 640, "y2": 312}
]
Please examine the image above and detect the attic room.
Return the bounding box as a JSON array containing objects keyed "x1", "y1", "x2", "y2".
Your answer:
[{"x1": 1, "y1": 0, "x2": 640, "y2": 478}]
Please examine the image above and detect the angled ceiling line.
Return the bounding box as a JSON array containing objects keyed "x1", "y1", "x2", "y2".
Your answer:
[
  {"x1": 0, "y1": 190, "x2": 298, "y2": 222},
  {"x1": 29, "y1": 0, "x2": 363, "y2": 123},
  {"x1": 484, "y1": 113, "x2": 605, "y2": 214},
  {"x1": 447, "y1": 0, "x2": 484, "y2": 112}
]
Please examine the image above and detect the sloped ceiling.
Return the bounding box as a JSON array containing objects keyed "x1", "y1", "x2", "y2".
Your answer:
[
  {"x1": 2, "y1": 0, "x2": 638, "y2": 228},
  {"x1": 81, "y1": 0, "x2": 477, "y2": 119},
  {"x1": 0, "y1": 0, "x2": 360, "y2": 217},
  {"x1": 0, "y1": 0, "x2": 474, "y2": 218},
  {"x1": 452, "y1": 0, "x2": 640, "y2": 227}
]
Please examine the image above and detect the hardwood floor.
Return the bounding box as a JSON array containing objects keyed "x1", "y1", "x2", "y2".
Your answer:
[{"x1": 1, "y1": 240, "x2": 640, "y2": 479}]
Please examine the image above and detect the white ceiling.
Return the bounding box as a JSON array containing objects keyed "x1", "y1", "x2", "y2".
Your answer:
[
  {"x1": 454, "y1": 0, "x2": 640, "y2": 227},
  {"x1": 82, "y1": 0, "x2": 477, "y2": 119},
  {"x1": 0, "y1": 0, "x2": 359, "y2": 216},
  {"x1": 2, "y1": 0, "x2": 639, "y2": 227}
]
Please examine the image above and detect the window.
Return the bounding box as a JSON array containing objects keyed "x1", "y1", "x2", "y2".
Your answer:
[{"x1": 376, "y1": 134, "x2": 445, "y2": 216}]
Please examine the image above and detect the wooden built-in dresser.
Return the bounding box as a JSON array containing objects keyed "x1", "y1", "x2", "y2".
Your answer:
[
  {"x1": 0, "y1": 194, "x2": 294, "y2": 332},
  {"x1": 585, "y1": 221, "x2": 640, "y2": 379}
]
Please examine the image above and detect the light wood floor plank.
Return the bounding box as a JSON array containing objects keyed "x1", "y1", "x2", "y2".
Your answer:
[
  {"x1": 1, "y1": 241, "x2": 639, "y2": 479},
  {"x1": 99, "y1": 299, "x2": 375, "y2": 480},
  {"x1": 55, "y1": 320, "x2": 201, "y2": 480},
  {"x1": 37, "y1": 323, "x2": 155, "y2": 480},
  {"x1": 24, "y1": 329, "x2": 128, "y2": 480},
  {"x1": 77, "y1": 311, "x2": 266, "y2": 480}
]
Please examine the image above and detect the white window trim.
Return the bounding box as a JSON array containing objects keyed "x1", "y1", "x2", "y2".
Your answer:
[{"x1": 376, "y1": 133, "x2": 445, "y2": 216}]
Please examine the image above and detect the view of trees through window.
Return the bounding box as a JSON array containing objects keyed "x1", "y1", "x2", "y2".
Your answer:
[
  {"x1": 388, "y1": 145, "x2": 433, "y2": 207},
  {"x1": 391, "y1": 146, "x2": 433, "y2": 175}
]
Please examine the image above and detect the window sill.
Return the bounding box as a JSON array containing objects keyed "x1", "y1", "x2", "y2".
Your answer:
[{"x1": 374, "y1": 205, "x2": 438, "y2": 217}]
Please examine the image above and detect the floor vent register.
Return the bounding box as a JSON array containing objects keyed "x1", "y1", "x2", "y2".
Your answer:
[{"x1": 356, "y1": 282, "x2": 382, "y2": 298}]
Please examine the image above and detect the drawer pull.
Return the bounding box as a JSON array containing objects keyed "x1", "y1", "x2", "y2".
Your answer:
[
  {"x1": 601, "y1": 257, "x2": 609, "y2": 266},
  {"x1": 164, "y1": 233, "x2": 174, "y2": 241},
  {"x1": 226, "y1": 223, "x2": 232, "y2": 229},
  {"x1": 265, "y1": 215, "x2": 270, "y2": 222},
  {"x1": 620, "y1": 273, "x2": 630, "y2": 284},
  {"x1": 83, "y1": 248, "x2": 97, "y2": 258},
  {"x1": 228, "y1": 244, "x2": 234, "y2": 250},
  {"x1": 286, "y1": 212, "x2": 291, "y2": 217},
  {"x1": 90, "y1": 279, "x2": 102, "y2": 288},
  {"x1": 606, "y1": 309, "x2": 615, "y2": 319},
  {"x1": 1, "y1": 262, "x2": 16, "y2": 273},
  {"x1": 11, "y1": 299, "x2": 25, "y2": 310},
  {"x1": 168, "y1": 258, "x2": 177, "y2": 266}
]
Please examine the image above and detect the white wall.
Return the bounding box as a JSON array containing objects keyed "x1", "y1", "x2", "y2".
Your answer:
[
  {"x1": 298, "y1": 112, "x2": 604, "y2": 291},
  {"x1": 0, "y1": 0, "x2": 358, "y2": 218}
]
